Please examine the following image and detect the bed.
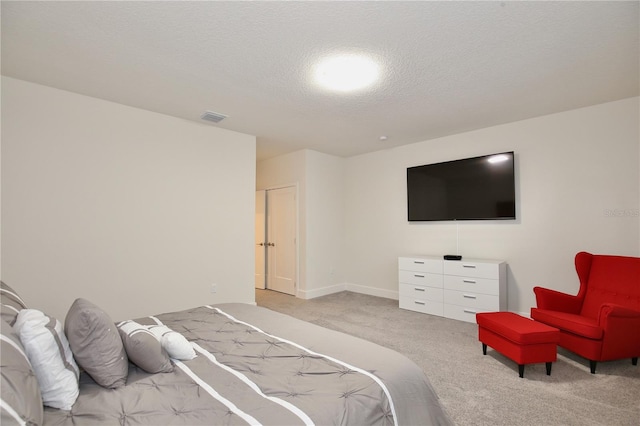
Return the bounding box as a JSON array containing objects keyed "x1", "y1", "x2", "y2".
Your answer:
[{"x1": 1, "y1": 282, "x2": 452, "y2": 425}]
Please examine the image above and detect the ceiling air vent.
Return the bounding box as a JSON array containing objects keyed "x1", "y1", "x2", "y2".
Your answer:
[{"x1": 200, "y1": 110, "x2": 227, "y2": 123}]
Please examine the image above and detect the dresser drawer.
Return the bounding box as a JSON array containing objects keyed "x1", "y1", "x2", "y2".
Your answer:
[
  {"x1": 399, "y1": 257, "x2": 442, "y2": 274},
  {"x1": 400, "y1": 296, "x2": 444, "y2": 317},
  {"x1": 399, "y1": 270, "x2": 443, "y2": 288},
  {"x1": 444, "y1": 260, "x2": 501, "y2": 279},
  {"x1": 443, "y1": 303, "x2": 494, "y2": 323},
  {"x1": 443, "y1": 275, "x2": 499, "y2": 295},
  {"x1": 443, "y1": 289, "x2": 499, "y2": 310},
  {"x1": 399, "y1": 283, "x2": 443, "y2": 302}
]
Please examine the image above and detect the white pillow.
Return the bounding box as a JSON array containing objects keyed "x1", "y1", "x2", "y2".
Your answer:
[
  {"x1": 148, "y1": 325, "x2": 196, "y2": 361},
  {"x1": 14, "y1": 309, "x2": 79, "y2": 410}
]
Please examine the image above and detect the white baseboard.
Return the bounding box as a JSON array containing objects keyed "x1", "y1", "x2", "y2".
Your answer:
[
  {"x1": 297, "y1": 283, "x2": 346, "y2": 299},
  {"x1": 345, "y1": 282, "x2": 399, "y2": 300},
  {"x1": 297, "y1": 282, "x2": 398, "y2": 301}
]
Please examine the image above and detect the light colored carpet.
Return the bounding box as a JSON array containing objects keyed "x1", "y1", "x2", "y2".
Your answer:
[{"x1": 256, "y1": 289, "x2": 640, "y2": 426}]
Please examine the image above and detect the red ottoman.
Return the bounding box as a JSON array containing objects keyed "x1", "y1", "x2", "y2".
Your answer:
[{"x1": 476, "y1": 312, "x2": 560, "y2": 378}]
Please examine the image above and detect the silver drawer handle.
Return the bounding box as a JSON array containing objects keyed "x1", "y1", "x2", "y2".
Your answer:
[
  {"x1": 414, "y1": 287, "x2": 426, "y2": 292},
  {"x1": 463, "y1": 279, "x2": 476, "y2": 284},
  {"x1": 414, "y1": 274, "x2": 425, "y2": 278},
  {"x1": 463, "y1": 294, "x2": 477, "y2": 299},
  {"x1": 463, "y1": 264, "x2": 476, "y2": 268},
  {"x1": 463, "y1": 309, "x2": 477, "y2": 314},
  {"x1": 414, "y1": 261, "x2": 425, "y2": 264},
  {"x1": 414, "y1": 301, "x2": 426, "y2": 305}
]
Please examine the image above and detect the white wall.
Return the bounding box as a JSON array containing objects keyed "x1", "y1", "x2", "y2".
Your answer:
[
  {"x1": 303, "y1": 151, "x2": 345, "y2": 298},
  {"x1": 257, "y1": 149, "x2": 346, "y2": 298},
  {"x1": 344, "y1": 97, "x2": 640, "y2": 314},
  {"x1": 2, "y1": 77, "x2": 257, "y2": 322}
]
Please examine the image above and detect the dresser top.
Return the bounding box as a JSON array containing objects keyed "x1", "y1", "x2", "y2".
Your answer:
[{"x1": 400, "y1": 255, "x2": 506, "y2": 265}]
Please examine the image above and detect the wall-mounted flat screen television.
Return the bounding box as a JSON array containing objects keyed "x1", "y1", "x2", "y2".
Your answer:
[{"x1": 407, "y1": 151, "x2": 516, "y2": 221}]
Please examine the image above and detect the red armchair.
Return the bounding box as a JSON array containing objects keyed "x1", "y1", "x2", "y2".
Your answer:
[{"x1": 530, "y1": 251, "x2": 640, "y2": 373}]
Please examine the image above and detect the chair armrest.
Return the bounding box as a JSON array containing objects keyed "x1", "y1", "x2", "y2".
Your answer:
[
  {"x1": 533, "y1": 286, "x2": 582, "y2": 314},
  {"x1": 598, "y1": 303, "x2": 640, "y2": 323},
  {"x1": 597, "y1": 304, "x2": 640, "y2": 358}
]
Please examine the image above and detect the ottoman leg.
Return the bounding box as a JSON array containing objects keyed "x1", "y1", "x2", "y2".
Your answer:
[
  {"x1": 518, "y1": 364, "x2": 524, "y2": 378},
  {"x1": 546, "y1": 362, "x2": 552, "y2": 375},
  {"x1": 482, "y1": 343, "x2": 487, "y2": 355}
]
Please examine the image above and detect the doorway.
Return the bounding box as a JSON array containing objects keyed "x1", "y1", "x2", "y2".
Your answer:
[{"x1": 255, "y1": 186, "x2": 297, "y2": 295}]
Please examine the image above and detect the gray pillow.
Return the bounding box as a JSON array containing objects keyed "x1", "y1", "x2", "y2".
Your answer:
[
  {"x1": 64, "y1": 298, "x2": 128, "y2": 388},
  {"x1": 117, "y1": 320, "x2": 173, "y2": 374},
  {"x1": 0, "y1": 319, "x2": 44, "y2": 425},
  {"x1": 1, "y1": 281, "x2": 27, "y2": 326}
]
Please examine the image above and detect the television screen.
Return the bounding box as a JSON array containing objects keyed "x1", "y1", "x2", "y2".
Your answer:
[{"x1": 407, "y1": 151, "x2": 516, "y2": 221}]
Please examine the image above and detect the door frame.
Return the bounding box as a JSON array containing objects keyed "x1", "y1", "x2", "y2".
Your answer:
[
  {"x1": 255, "y1": 190, "x2": 267, "y2": 290},
  {"x1": 256, "y1": 182, "x2": 300, "y2": 297}
]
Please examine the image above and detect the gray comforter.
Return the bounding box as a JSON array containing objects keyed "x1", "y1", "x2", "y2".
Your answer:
[{"x1": 44, "y1": 303, "x2": 452, "y2": 425}]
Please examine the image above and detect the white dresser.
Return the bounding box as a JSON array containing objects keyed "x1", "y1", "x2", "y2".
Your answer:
[{"x1": 399, "y1": 256, "x2": 507, "y2": 323}]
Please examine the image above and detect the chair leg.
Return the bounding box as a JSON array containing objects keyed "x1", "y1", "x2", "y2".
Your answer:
[
  {"x1": 482, "y1": 343, "x2": 487, "y2": 355},
  {"x1": 632, "y1": 357, "x2": 638, "y2": 366},
  {"x1": 546, "y1": 362, "x2": 552, "y2": 375},
  {"x1": 518, "y1": 364, "x2": 524, "y2": 378},
  {"x1": 589, "y1": 360, "x2": 597, "y2": 374}
]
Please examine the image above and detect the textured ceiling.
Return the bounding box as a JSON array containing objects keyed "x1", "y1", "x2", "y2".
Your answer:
[{"x1": 2, "y1": 1, "x2": 638, "y2": 161}]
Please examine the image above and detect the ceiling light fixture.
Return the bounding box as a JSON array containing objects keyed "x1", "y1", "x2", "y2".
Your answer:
[{"x1": 314, "y1": 54, "x2": 380, "y2": 92}]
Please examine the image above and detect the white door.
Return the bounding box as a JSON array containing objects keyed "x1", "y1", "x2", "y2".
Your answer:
[
  {"x1": 255, "y1": 190, "x2": 266, "y2": 289},
  {"x1": 265, "y1": 186, "x2": 297, "y2": 295}
]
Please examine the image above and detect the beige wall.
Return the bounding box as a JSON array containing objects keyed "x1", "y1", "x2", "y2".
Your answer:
[
  {"x1": 1, "y1": 77, "x2": 257, "y2": 321},
  {"x1": 4, "y1": 76, "x2": 637, "y2": 321},
  {"x1": 303, "y1": 151, "x2": 345, "y2": 298},
  {"x1": 344, "y1": 97, "x2": 640, "y2": 314}
]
